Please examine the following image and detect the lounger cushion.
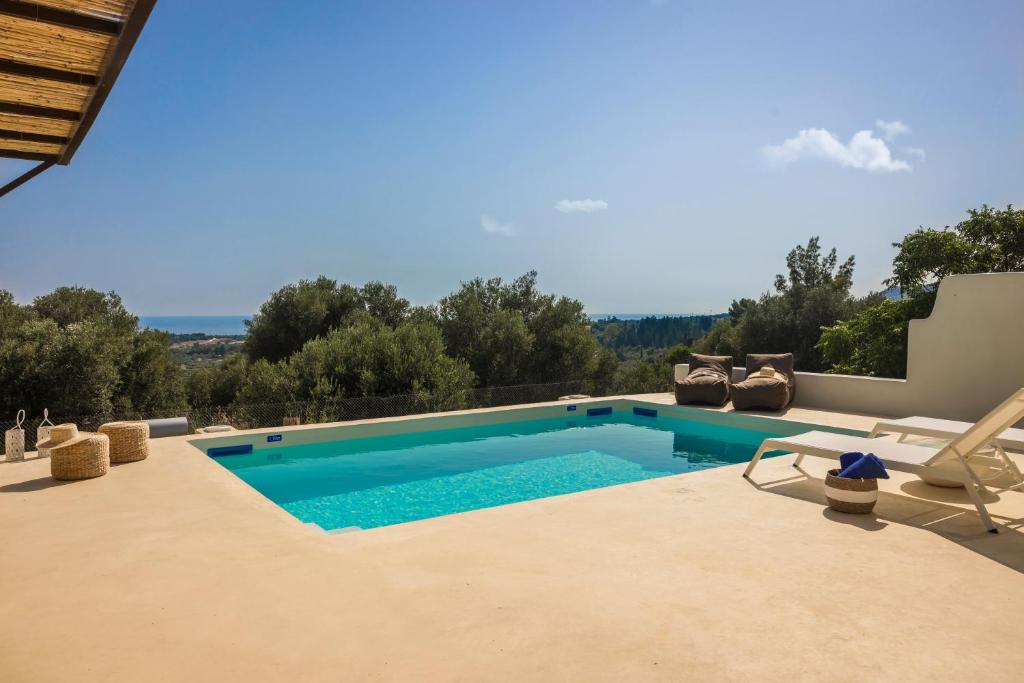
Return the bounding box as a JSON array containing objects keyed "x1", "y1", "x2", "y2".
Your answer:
[
  {"x1": 675, "y1": 354, "x2": 733, "y2": 407},
  {"x1": 731, "y1": 353, "x2": 796, "y2": 411}
]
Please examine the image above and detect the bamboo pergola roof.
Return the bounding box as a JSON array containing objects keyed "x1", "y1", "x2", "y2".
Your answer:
[{"x1": 0, "y1": 0, "x2": 156, "y2": 197}]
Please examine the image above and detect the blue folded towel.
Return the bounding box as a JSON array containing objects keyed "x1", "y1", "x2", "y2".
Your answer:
[
  {"x1": 838, "y1": 452, "x2": 889, "y2": 479},
  {"x1": 839, "y1": 451, "x2": 864, "y2": 471}
]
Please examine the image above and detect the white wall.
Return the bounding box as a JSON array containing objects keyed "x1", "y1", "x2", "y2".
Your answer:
[{"x1": 675, "y1": 272, "x2": 1024, "y2": 421}]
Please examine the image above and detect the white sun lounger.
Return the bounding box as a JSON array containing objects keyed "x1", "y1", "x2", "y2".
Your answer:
[
  {"x1": 742, "y1": 388, "x2": 1024, "y2": 533},
  {"x1": 868, "y1": 414, "x2": 1024, "y2": 488},
  {"x1": 869, "y1": 416, "x2": 1024, "y2": 451}
]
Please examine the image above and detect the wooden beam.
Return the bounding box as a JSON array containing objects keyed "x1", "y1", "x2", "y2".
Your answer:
[
  {"x1": 0, "y1": 127, "x2": 67, "y2": 144},
  {"x1": 0, "y1": 58, "x2": 99, "y2": 86},
  {"x1": 0, "y1": 148, "x2": 57, "y2": 161},
  {"x1": 0, "y1": 101, "x2": 80, "y2": 121},
  {"x1": 0, "y1": 0, "x2": 122, "y2": 35},
  {"x1": 60, "y1": 0, "x2": 156, "y2": 164},
  {"x1": 0, "y1": 157, "x2": 54, "y2": 198}
]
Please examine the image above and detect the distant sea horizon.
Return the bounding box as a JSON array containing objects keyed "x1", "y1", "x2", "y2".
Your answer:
[
  {"x1": 140, "y1": 315, "x2": 251, "y2": 336},
  {"x1": 140, "y1": 312, "x2": 713, "y2": 336}
]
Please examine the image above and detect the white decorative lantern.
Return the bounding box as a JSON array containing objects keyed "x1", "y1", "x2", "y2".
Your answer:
[
  {"x1": 36, "y1": 409, "x2": 55, "y2": 459},
  {"x1": 4, "y1": 410, "x2": 26, "y2": 462}
]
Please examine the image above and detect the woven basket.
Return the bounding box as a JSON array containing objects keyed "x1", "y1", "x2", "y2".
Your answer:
[
  {"x1": 824, "y1": 469, "x2": 878, "y2": 514},
  {"x1": 98, "y1": 421, "x2": 150, "y2": 464},
  {"x1": 51, "y1": 433, "x2": 110, "y2": 481}
]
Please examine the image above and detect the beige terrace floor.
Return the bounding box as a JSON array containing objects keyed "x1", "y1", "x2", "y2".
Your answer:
[{"x1": 3, "y1": 394, "x2": 1024, "y2": 682}]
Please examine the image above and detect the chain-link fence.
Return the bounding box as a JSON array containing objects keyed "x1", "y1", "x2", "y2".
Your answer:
[{"x1": 1, "y1": 381, "x2": 606, "y2": 456}]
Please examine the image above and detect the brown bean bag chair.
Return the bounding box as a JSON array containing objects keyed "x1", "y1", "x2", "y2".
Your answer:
[
  {"x1": 675, "y1": 354, "x2": 733, "y2": 407},
  {"x1": 731, "y1": 353, "x2": 796, "y2": 411}
]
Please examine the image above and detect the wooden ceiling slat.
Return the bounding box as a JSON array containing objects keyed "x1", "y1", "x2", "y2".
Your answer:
[
  {"x1": 0, "y1": 126, "x2": 66, "y2": 143},
  {"x1": 30, "y1": 0, "x2": 133, "y2": 22},
  {"x1": 0, "y1": 110, "x2": 74, "y2": 136},
  {"x1": 0, "y1": 14, "x2": 113, "y2": 75},
  {"x1": 0, "y1": 0, "x2": 122, "y2": 35},
  {"x1": 0, "y1": 137, "x2": 62, "y2": 154},
  {"x1": 0, "y1": 57, "x2": 98, "y2": 85},
  {"x1": 0, "y1": 100, "x2": 79, "y2": 119},
  {"x1": 0, "y1": 71, "x2": 91, "y2": 109},
  {"x1": 0, "y1": 148, "x2": 55, "y2": 161}
]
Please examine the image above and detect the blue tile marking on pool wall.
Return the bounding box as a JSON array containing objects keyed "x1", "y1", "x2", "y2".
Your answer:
[
  {"x1": 267, "y1": 434, "x2": 283, "y2": 443},
  {"x1": 632, "y1": 406, "x2": 658, "y2": 418},
  {"x1": 566, "y1": 405, "x2": 577, "y2": 412},
  {"x1": 586, "y1": 406, "x2": 612, "y2": 416},
  {"x1": 208, "y1": 444, "x2": 253, "y2": 457}
]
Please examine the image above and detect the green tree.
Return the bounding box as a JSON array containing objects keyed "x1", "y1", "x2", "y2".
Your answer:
[
  {"x1": 888, "y1": 204, "x2": 1024, "y2": 295},
  {"x1": 0, "y1": 287, "x2": 185, "y2": 418},
  {"x1": 819, "y1": 204, "x2": 1024, "y2": 378},
  {"x1": 590, "y1": 315, "x2": 722, "y2": 351},
  {"x1": 664, "y1": 344, "x2": 691, "y2": 366},
  {"x1": 245, "y1": 277, "x2": 364, "y2": 362},
  {"x1": 187, "y1": 354, "x2": 250, "y2": 408},
  {"x1": 728, "y1": 298, "x2": 756, "y2": 322},
  {"x1": 694, "y1": 237, "x2": 858, "y2": 371},
  {"x1": 32, "y1": 286, "x2": 136, "y2": 334},
  {"x1": 590, "y1": 348, "x2": 621, "y2": 395},
  {"x1": 692, "y1": 318, "x2": 741, "y2": 359},
  {"x1": 234, "y1": 358, "x2": 297, "y2": 406},
  {"x1": 284, "y1": 315, "x2": 475, "y2": 402},
  {"x1": 817, "y1": 296, "x2": 934, "y2": 378},
  {"x1": 774, "y1": 238, "x2": 854, "y2": 294},
  {"x1": 115, "y1": 329, "x2": 188, "y2": 415},
  {"x1": 613, "y1": 357, "x2": 674, "y2": 394},
  {"x1": 436, "y1": 271, "x2": 608, "y2": 386},
  {"x1": 360, "y1": 281, "x2": 411, "y2": 328}
]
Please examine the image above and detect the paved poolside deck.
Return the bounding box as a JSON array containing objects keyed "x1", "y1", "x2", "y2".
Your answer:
[{"x1": 3, "y1": 394, "x2": 1024, "y2": 681}]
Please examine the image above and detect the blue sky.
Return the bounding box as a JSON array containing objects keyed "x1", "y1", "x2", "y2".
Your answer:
[{"x1": 1, "y1": 0, "x2": 1021, "y2": 315}]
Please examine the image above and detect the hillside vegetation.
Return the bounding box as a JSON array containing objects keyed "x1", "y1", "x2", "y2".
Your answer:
[{"x1": 2, "y1": 204, "x2": 1019, "y2": 418}]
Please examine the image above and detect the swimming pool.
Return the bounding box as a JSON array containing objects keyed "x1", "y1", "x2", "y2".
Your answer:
[{"x1": 193, "y1": 402, "x2": 852, "y2": 531}]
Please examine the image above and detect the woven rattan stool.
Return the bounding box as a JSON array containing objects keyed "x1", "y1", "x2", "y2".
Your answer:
[
  {"x1": 98, "y1": 421, "x2": 150, "y2": 464},
  {"x1": 42, "y1": 425, "x2": 110, "y2": 481}
]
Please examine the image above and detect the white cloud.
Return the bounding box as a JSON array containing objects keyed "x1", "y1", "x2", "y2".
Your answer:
[
  {"x1": 875, "y1": 119, "x2": 911, "y2": 141},
  {"x1": 480, "y1": 214, "x2": 515, "y2": 236},
  {"x1": 554, "y1": 199, "x2": 608, "y2": 213},
  {"x1": 904, "y1": 146, "x2": 927, "y2": 160},
  {"x1": 762, "y1": 127, "x2": 912, "y2": 173}
]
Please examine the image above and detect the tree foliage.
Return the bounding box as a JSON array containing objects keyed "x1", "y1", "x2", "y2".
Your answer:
[
  {"x1": 244, "y1": 277, "x2": 366, "y2": 362},
  {"x1": 435, "y1": 271, "x2": 604, "y2": 386},
  {"x1": 694, "y1": 237, "x2": 861, "y2": 371},
  {"x1": 283, "y1": 314, "x2": 476, "y2": 402},
  {"x1": 818, "y1": 204, "x2": 1024, "y2": 377},
  {"x1": 888, "y1": 204, "x2": 1024, "y2": 295},
  {"x1": 191, "y1": 272, "x2": 618, "y2": 411},
  {"x1": 591, "y1": 315, "x2": 723, "y2": 351},
  {"x1": 816, "y1": 295, "x2": 934, "y2": 378},
  {"x1": 0, "y1": 287, "x2": 186, "y2": 417},
  {"x1": 186, "y1": 354, "x2": 248, "y2": 408}
]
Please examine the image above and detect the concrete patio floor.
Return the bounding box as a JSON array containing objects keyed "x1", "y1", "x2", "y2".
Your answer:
[{"x1": 2, "y1": 394, "x2": 1023, "y2": 682}]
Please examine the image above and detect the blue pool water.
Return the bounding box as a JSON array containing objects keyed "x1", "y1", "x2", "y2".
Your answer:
[{"x1": 211, "y1": 413, "x2": 786, "y2": 530}]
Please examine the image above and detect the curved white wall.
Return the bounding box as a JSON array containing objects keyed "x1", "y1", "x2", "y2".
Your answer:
[{"x1": 675, "y1": 272, "x2": 1024, "y2": 421}]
